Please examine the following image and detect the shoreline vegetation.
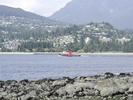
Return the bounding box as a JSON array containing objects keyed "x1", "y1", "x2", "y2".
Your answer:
[
  {"x1": 1, "y1": 52, "x2": 133, "y2": 56},
  {"x1": 1, "y1": 73, "x2": 133, "y2": 100}
]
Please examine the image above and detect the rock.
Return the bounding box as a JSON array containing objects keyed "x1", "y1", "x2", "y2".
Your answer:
[
  {"x1": 127, "y1": 77, "x2": 133, "y2": 83},
  {"x1": 20, "y1": 91, "x2": 37, "y2": 100},
  {"x1": 75, "y1": 76, "x2": 86, "y2": 82},
  {"x1": 104, "y1": 72, "x2": 114, "y2": 79},
  {"x1": 119, "y1": 73, "x2": 131, "y2": 77},
  {"x1": 0, "y1": 97, "x2": 7, "y2": 100},
  {"x1": 56, "y1": 87, "x2": 67, "y2": 97},
  {"x1": 52, "y1": 80, "x2": 67, "y2": 87},
  {"x1": 0, "y1": 92, "x2": 8, "y2": 97},
  {"x1": 84, "y1": 77, "x2": 97, "y2": 82},
  {"x1": 18, "y1": 91, "x2": 25, "y2": 96},
  {"x1": 1, "y1": 73, "x2": 133, "y2": 100},
  {"x1": 0, "y1": 81, "x2": 4, "y2": 88},
  {"x1": 128, "y1": 86, "x2": 133, "y2": 93},
  {"x1": 120, "y1": 97, "x2": 127, "y2": 100},
  {"x1": 58, "y1": 81, "x2": 97, "y2": 97},
  {"x1": 20, "y1": 79, "x2": 29, "y2": 86},
  {"x1": 62, "y1": 77, "x2": 74, "y2": 83},
  {"x1": 127, "y1": 95, "x2": 133, "y2": 100},
  {"x1": 95, "y1": 79, "x2": 124, "y2": 96},
  {"x1": 83, "y1": 89, "x2": 99, "y2": 96},
  {"x1": 114, "y1": 78, "x2": 130, "y2": 92},
  {"x1": 41, "y1": 83, "x2": 51, "y2": 91}
]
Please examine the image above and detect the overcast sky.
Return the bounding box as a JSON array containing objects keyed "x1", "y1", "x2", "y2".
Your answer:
[{"x1": 0, "y1": 0, "x2": 72, "y2": 17}]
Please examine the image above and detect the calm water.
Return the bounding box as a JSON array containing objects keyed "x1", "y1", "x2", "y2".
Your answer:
[{"x1": 0, "y1": 54, "x2": 133, "y2": 80}]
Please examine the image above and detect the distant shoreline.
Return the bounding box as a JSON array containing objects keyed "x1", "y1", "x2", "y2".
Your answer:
[
  {"x1": 0, "y1": 52, "x2": 133, "y2": 55},
  {"x1": 81, "y1": 52, "x2": 133, "y2": 56}
]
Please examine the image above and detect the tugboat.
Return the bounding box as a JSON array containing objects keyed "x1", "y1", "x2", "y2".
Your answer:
[{"x1": 59, "y1": 51, "x2": 81, "y2": 57}]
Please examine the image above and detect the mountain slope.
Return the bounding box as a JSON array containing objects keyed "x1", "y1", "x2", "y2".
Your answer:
[
  {"x1": 50, "y1": 0, "x2": 133, "y2": 29},
  {"x1": 0, "y1": 5, "x2": 63, "y2": 25}
]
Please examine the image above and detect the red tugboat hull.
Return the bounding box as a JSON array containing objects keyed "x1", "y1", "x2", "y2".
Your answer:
[{"x1": 59, "y1": 51, "x2": 81, "y2": 57}]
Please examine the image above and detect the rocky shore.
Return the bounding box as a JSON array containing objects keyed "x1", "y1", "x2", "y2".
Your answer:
[{"x1": 1, "y1": 73, "x2": 133, "y2": 100}]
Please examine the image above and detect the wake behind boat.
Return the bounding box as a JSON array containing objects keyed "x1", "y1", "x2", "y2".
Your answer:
[{"x1": 59, "y1": 51, "x2": 81, "y2": 57}]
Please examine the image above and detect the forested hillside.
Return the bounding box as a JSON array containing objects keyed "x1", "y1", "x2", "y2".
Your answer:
[
  {"x1": 0, "y1": 5, "x2": 133, "y2": 52},
  {"x1": 0, "y1": 19, "x2": 133, "y2": 52}
]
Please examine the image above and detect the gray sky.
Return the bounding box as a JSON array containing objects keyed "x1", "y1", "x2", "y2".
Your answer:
[{"x1": 0, "y1": 0, "x2": 72, "y2": 17}]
